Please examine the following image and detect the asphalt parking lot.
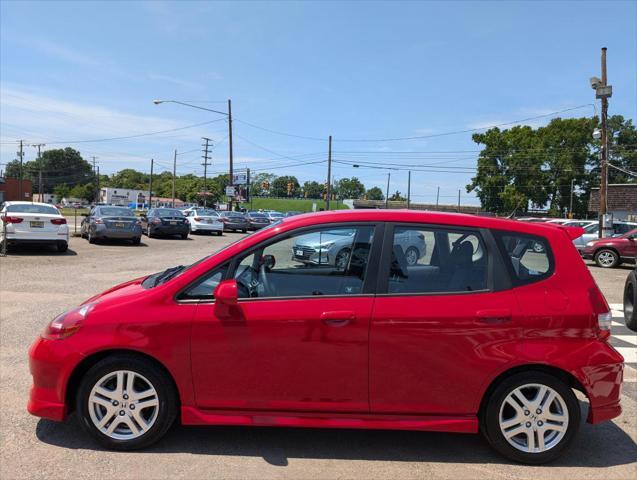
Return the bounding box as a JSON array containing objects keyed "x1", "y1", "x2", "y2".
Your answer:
[{"x1": 0, "y1": 233, "x2": 635, "y2": 480}]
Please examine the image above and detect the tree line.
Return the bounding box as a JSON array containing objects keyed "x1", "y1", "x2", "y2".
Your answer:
[{"x1": 4, "y1": 114, "x2": 635, "y2": 213}]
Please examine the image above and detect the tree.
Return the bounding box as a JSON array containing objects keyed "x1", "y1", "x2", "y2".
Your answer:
[
  {"x1": 365, "y1": 186, "x2": 384, "y2": 200},
  {"x1": 7, "y1": 148, "x2": 93, "y2": 194},
  {"x1": 271, "y1": 176, "x2": 299, "y2": 197},
  {"x1": 334, "y1": 177, "x2": 365, "y2": 199},
  {"x1": 53, "y1": 183, "x2": 70, "y2": 200},
  {"x1": 303, "y1": 180, "x2": 324, "y2": 199},
  {"x1": 109, "y1": 169, "x2": 149, "y2": 190},
  {"x1": 250, "y1": 173, "x2": 277, "y2": 196},
  {"x1": 389, "y1": 190, "x2": 406, "y2": 201}
]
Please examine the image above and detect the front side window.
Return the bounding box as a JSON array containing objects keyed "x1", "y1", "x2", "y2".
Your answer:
[
  {"x1": 233, "y1": 225, "x2": 375, "y2": 299},
  {"x1": 495, "y1": 231, "x2": 552, "y2": 285},
  {"x1": 387, "y1": 226, "x2": 488, "y2": 294},
  {"x1": 178, "y1": 264, "x2": 229, "y2": 300}
]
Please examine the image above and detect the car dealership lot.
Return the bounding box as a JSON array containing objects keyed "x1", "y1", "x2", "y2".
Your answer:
[{"x1": 1, "y1": 234, "x2": 635, "y2": 480}]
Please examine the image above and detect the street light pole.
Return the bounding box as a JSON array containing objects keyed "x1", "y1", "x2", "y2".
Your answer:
[
  {"x1": 569, "y1": 178, "x2": 575, "y2": 218},
  {"x1": 227, "y1": 99, "x2": 234, "y2": 211}
]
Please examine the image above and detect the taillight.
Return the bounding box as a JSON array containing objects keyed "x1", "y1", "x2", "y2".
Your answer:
[
  {"x1": 152, "y1": 218, "x2": 162, "y2": 224},
  {"x1": 42, "y1": 303, "x2": 95, "y2": 340},
  {"x1": 1, "y1": 216, "x2": 23, "y2": 223},
  {"x1": 50, "y1": 218, "x2": 67, "y2": 225},
  {"x1": 94, "y1": 218, "x2": 103, "y2": 224},
  {"x1": 194, "y1": 217, "x2": 203, "y2": 221},
  {"x1": 588, "y1": 286, "x2": 612, "y2": 340}
]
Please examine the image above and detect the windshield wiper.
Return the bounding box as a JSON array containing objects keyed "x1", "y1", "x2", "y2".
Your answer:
[{"x1": 150, "y1": 265, "x2": 185, "y2": 287}]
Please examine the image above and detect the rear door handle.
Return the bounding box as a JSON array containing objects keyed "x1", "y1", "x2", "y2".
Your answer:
[
  {"x1": 476, "y1": 309, "x2": 512, "y2": 324},
  {"x1": 320, "y1": 310, "x2": 356, "y2": 326}
]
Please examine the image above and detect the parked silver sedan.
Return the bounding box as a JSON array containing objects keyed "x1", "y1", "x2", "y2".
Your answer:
[
  {"x1": 81, "y1": 206, "x2": 143, "y2": 245},
  {"x1": 292, "y1": 228, "x2": 426, "y2": 268}
]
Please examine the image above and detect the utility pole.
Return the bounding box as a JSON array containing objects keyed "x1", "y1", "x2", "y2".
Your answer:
[
  {"x1": 569, "y1": 178, "x2": 575, "y2": 218},
  {"x1": 246, "y1": 167, "x2": 251, "y2": 207},
  {"x1": 407, "y1": 170, "x2": 411, "y2": 209},
  {"x1": 228, "y1": 99, "x2": 234, "y2": 211},
  {"x1": 31, "y1": 144, "x2": 46, "y2": 200},
  {"x1": 436, "y1": 186, "x2": 440, "y2": 209},
  {"x1": 18, "y1": 140, "x2": 24, "y2": 200},
  {"x1": 326, "y1": 135, "x2": 332, "y2": 210},
  {"x1": 201, "y1": 137, "x2": 212, "y2": 208},
  {"x1": 385, "y1": 172, "x2": 391, "y2": 209},
  {"x1": 172, "y1": 149, "x2": 177, "y2": 208},
  {"x1": 91, "y1": 156, "x2": 98, "y2": 203},
  {"x1": 592, "y1": 47, "x2": 612, "y2": 238},
  {"x1": 96, "y1": 166, "x2": 100, "y2": 203},
  {"x1": 148, "y1": 159, "x2": 154, "y2": 210}
]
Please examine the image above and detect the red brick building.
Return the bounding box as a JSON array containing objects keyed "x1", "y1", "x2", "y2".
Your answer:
[{"x1": 0, "y1": 177, "x2": 33, "y2": 203}]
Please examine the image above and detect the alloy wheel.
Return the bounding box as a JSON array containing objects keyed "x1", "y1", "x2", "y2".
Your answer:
[
  {"x1": 498, "y1": 383, "x2": 569, "y2": 453},
  {"x1": 88, "y1": 370, "x2": 159, "y2": 440},
  {"x1": 405, "y1": 247, "x2": 419, "y2": 266},
  {"x1": 596, "y1": 250, "x2": 617, "y2": 267}
]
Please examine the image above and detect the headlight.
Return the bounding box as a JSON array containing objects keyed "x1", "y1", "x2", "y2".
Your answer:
[
  {"x1": 318, "y1": 242, "x2": 335, "y2": 250},
  {"x1": 42, "y1": 303, "x2": 95, "y2": 340},
  {"x1": 586, "y1": 241, "x2": 596, "y2": 247}
]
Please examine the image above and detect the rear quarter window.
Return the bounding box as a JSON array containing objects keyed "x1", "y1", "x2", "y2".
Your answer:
[{"x1": 493, "y1": 231, "x2": 553, "y2": 286}]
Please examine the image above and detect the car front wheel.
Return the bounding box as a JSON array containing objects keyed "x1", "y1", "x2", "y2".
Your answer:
[
  {"x1": 595, "y1": 248, "x2": 620, "y2": 268},
  {"x1": 76, "y1": 355, "x2": 177, "y2": 450},
  {"x1": 482, "y1": 372, "x2": 580, "y2": 464},
  {"x1": 624, "y1": 270, "x2": 637, "y2": 331}
]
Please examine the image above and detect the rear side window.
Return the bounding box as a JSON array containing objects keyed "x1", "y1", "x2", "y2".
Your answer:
[{"x1": 494, "y1": 231, "x2": 553, "y2": 285}]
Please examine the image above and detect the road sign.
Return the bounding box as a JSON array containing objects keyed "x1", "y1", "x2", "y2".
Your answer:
[{"x1": 225, "y1": 186, "x2": 236, "y2": 197}]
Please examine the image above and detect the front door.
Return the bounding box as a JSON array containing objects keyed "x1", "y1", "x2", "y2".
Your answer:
[
  {"x1": 188, "y1": 223, "x2": 380, "y2": 413},
  {"x1": 370, "y1": 224, "x2": 521, "y2": 415}
]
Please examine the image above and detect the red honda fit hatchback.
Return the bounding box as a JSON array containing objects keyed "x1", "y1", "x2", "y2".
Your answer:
[{"x1": 28, "y1": 210, "x2": 623, "y2": 464}]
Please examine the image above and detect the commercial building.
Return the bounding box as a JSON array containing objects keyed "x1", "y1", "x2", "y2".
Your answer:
[
  {"x1": 0, "y1": 177, "x2": 33, "y2": 203},
  {"x1": 589, "y1": 183, "x2": 637, "y2": 221}
]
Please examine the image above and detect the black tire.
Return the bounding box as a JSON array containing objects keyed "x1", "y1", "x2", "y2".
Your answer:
[
  {"x1": 76, "y1": 354, "x2": 177, "y2": 451},
  {"x1": 241, "y1": 229, "x2": 247, "y2": 233},
  {"x1": 132, "y1": 237, "x2": 141, "y2": 246},
  {"x1": 217, "y1": 231, "x2": 223, "y2": 236},
  {"x1": 146, "y1": 226, "x2": 154, "y2": 238},
  {"x1": 624, "y1": 270, "x2": 637, "y2": 331},
  {"x1": 181, "y1": 233, "x2": 188, "y2": 240},
  {"x1": 56, "y1": 241, "x2": 68, "y2": 253},
  {"x1": 594, "y1": 248, "x2": 620, "y2": 268},
  {"x1": 88, "y1": 229, "x2": 95, "y2": 244},
  {"x1": 482, "y1": 371, "x2": 580, "y2": 464},
  {"x1": 404, "y1": 246, "x2": 420, "y2": 266},
  {"x1": 335, "y1": 248, "x2": 351, "y2": 269}
]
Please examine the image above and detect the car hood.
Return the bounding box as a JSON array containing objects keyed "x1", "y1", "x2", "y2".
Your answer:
[{"x1": 82, "y1": 276, "x2": 147, "y2": 305}]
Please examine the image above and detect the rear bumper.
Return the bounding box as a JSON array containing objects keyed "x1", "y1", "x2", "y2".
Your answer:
[
  {"x1": 94, "y1": 225, "x2": 142, "y2": 239},
  {"x1": 151, "y1": 224, "x2": 189, "y2": 235},
  {"x1": 191, "y1": 223, "x2": 223, "y2": 232},
  {"x1": 223, "y1": 223, "x2": 248, "y2": 231},
  {"x1": 3, "y1": 232, "x2": 69, "y2": 243}
]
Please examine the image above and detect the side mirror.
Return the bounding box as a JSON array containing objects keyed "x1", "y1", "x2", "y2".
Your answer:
[
  {"x1": 214, "y1": 280, "x2": 238, "y2": 317},
  {"x1": 260, "y1": 254, "x2": 276, "y2": 270}
]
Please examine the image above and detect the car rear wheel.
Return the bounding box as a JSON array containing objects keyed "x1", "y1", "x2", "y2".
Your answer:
[
  {"x1": 217, "y1": 231, "x2": 223, "y2": 236},
  {"x1": 482, "y1": 371, "x2": 579, "y2": 464},
  {"x1": 180, "y1": 233, "x2": 188, "y2": 240},
  {"x1": 132, "y1": 237, "x2": 141, "y2": 246},
  {"x1": 76, "y1": 355, "x2": 177, "y2": 450},
  {"x1": 146, "y1": 226, "x2": 154, "y2": 238},
  {"x1": 56, "y1": 241, "x2": 68, "y2": 253},
  {"x1": 87, "y1": 230, "x2": 95, "y2": 244},
  {"x1": 595, "y1": 249, "x2": 620, "y2": 268},
  {"x1": 624, "y1": 270, "x2": 637, "y2": 331}
]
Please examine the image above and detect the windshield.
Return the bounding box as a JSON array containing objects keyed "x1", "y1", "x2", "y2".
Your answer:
[
  {"x1": 155, "y1": 209, "x2": 183, "y2": 217},
  {"x1": 99, "y1": 207, "x2": 134, "y2": 216},
  {"x1": 7, "y1": 204, "x2": 59, "y2": 215}
]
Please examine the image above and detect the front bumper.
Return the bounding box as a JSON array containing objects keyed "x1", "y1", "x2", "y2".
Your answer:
[{"x1": 27, "y1": 336, "x2": 84, "y2": 422}]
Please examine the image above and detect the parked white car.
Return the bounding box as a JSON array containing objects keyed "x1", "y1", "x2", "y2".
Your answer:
[
  {"x1": 0, "y1": 201, "x2": 69, "y2": 252},
  {"x1": 184, "y1": 208, "x2": 224, "y2": 235}
]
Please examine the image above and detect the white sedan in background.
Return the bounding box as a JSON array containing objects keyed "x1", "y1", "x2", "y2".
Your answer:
[
  {"x1": 0, "y1": 201, "x2": 69, "y2": 252},
  {"x1": 184, "y1": 208, "x2": 224, "y2": 235}
]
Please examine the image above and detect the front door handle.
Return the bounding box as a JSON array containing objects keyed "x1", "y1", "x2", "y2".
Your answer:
[
  {"x1": 320, "y1": 310, "x2": 355, "y2": 326},
  {"x1": 476, "y1": 309, "x2": 512, "y2": 324}
]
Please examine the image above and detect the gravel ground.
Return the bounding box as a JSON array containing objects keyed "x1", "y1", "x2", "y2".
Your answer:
[{"x1": 0, "y1": 233, "x2": 635, "y2": 480}]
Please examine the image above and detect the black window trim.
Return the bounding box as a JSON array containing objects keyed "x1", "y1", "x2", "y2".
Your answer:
[
  {"x1": 175, "y1": 221, "x2": 384, "y2": 304},
  {"x1": 375, "y1": 222, "x2": 497, "y2": 297}
]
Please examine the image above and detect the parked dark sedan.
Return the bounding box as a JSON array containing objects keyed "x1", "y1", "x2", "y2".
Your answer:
[
  {"x1": 80, "y1": 206, "x2": 142, "y2": 245},
  {"x1": 219, "y1": 211, "x2": 249, "y2": 233},
  {"x1": 141, "y1": 208, "x2": 190, "y2": 239},
  {"x1": 245, "y1": 212, "x2": 271, "y2": 230}
]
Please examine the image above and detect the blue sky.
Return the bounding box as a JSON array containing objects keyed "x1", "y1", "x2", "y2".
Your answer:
[{"x1": 1, "y1": 0, "x2": 635, "y2": 205}]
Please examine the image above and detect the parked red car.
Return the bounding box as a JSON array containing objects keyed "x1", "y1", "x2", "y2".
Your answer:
[
  {"x1": 581, "y1": 228, "x2": 637, "y2": 268},
  {"x1": 28, "y1": 210, "x2": 622, "y2": 464}
]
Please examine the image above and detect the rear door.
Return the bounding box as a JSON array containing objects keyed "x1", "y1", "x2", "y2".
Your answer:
[{"x1": 370, "y1": 223, "x2": 521, "y2": 415}]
